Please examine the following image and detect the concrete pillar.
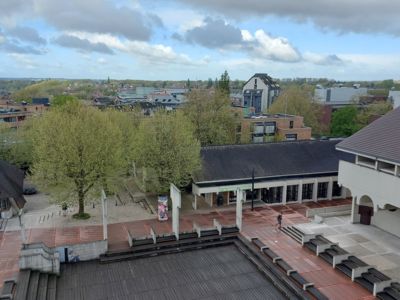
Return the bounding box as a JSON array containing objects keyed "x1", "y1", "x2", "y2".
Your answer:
[
  {"x1": 236, "y1": 189, "x2": 244, "y2": 232},
  {"x1": 258, "y1": 189, "x2": 261, "y2": 201},
  {"x1": 312, "y1": 179, "x2": 318, "y2": 202},
  {"x1": 327, "y1": 178, "x2": 333, "y2": 200},
  {"x1": 351, "y1": 196, "x2": 360, "y2": 223},
  {"x1": 193, "y1": 194, "x2": 198, "y2": 210},
  {"x1": 282, "y1": 184, "x2": 287, "y2": 205},
  {"x1": 170, "y1": 184, "x2": 181, "y2": 240},
  {"x1": 298, "y1": 183, "x2": 303, "y2": 203},
  {"x1": 101, "y1": 190, "x2": 108, "y2": 241}
]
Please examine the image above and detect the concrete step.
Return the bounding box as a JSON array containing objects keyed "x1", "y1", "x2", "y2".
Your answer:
[
  {"x1": 280, "y1": 226, "x2": 302, "y2": 244},
  {"x1": 36, "y1": 273, "x2": 48, "y2": 300},
  {"x1": 0, "y1": 279, "x2": 16, "y2": 299},
  {"x1": 26, "y1": 271, "x2": 39, "y2": 300},
  {"x1": 355, "y1": 277, "x2": 374, "y2": 293},
  {"x1": 46, "y1": 275, "x2": 57, "y2": 300}
]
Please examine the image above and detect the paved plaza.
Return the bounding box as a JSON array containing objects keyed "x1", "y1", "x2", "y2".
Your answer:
[
  {"x1": 0, "y1": 200, "x2": 376, "y2": 299},
  {"x1": 296, "y1": 215, "x2": 400, "y2": 283}
]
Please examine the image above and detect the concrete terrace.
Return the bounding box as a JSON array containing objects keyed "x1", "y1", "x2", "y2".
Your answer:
[{"x1": 0, "y1": 199, "x2": 375, "y2": 299}]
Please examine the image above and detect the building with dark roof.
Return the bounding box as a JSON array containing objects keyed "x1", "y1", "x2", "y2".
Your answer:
[
  {"x1": 337, "y1": 107, "x2": 400, "y2": 237},
  {"x1": 0, "y1": 160, "x2": 26, "y2": 219},
  {"x1": 192, "y1": 140, "x2": 353, "y2": 209},
  {"x1": 242, "y1": 73, "x2": 280, "y2": 114}
]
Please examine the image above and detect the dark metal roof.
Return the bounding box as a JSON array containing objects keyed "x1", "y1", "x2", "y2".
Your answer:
[
  {"x1": 0, "y1": 160, "x2": 26, "y2": 208},
  {"x1": 244, "y1": 73, "x2": 280, "y2": 89},
  {"x1": 55, "y1": 245, "x2": 287, "y2": 300},
  {"x1": 336, "y1": 107, "x2": 400, "y2": 164},
  {"x1": 194, "y1": 140, "x2": 354, "y2": 184}
]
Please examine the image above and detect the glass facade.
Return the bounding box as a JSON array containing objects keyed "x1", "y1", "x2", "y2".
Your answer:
[
  {"x1": 286, "y1": 185, "x2": 298, "y2": 202},
  {"x1": 332, "y1": 181, "x2": 342, "y2": 197},
  {"x1": 302, "y1": 183, "x2": 313, "y2": 200},
  {"x1": 317, "y1": 182, "x2": 329, "y2": 198}
]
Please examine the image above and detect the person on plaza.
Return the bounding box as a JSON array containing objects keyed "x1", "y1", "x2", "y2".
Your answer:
[{"x1": 276, "y1": 212, "x2": 283, "y2": 230}]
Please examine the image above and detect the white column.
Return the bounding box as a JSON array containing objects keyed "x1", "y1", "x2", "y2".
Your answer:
[
  {"x1": 298, "y1": 182, "x2": 303, "y2": 203},
  {"x1": 282, "y1": 184, "x2": 287, "y2": 205},
  {"x1": 236, "y1": 189, "x2": 244, "y2": 232},
  {"x1": 193, "y1": 194, "x2": 198, "y2": 210},
  {"x1": 170, "y1": 184, "x2": 181, "y2": 240},
  {"x1": 101, "y1": 190, "x2": 108, "y2": 241},
  {"x1": 351, "y1": 196, "x2": 360, "y2": 223},
  {"x1": 312, "y1": 179, "x2": 318, "y2": 201},
  {"x1": 327, "y1": 177, "x2": 333, "y2": 200}
]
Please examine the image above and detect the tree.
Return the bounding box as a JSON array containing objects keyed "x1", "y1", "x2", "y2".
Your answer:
[
  {"x1": 357, "y1": 101, "x2": 392, "y2": 128},
  {"x1": 206, "y1": 78, "x2": 213, "y2": 89},
  {"x1": 134, "y1": 110, "x2": 200, "y2": 194},
  {"x1": 52, "y1": 95, "x2": 77, "y2": 107},
  {"x1": 331, "y1": 106, "x2": 360, "y2": 137},
  {"x1": 183, "y1": 89, "x2": 237, "y2": 146},
  {"x1": 186, "y1": 79, "x2": 191, "y2": 89},
  {"x1": 0, "y1": 122, "x2": 33, "y2": 172},
  {"x1": 30, "y1": 101, "x2": 124, "y2": 218},
  {"x1": 216, "y1": 70, "x2": 230, "y2": 95},
  {"x1": 268, "y1": 85, "x2": 326, "y2": 135}
]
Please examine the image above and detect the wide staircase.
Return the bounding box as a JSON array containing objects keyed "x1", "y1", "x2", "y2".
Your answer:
[
  {"x1": 0, "y1": 270, "x2": 57, "y2": 300},
  {"x1": 100, "y1": 222, "x2": 240, "y2": 263},
  {"x1": 281, "y1": 226, "x2": 400, "y2": 299}
]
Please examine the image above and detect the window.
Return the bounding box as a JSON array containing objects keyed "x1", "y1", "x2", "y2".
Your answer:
[
  {"x1": 332, "y1": 181, "x2": 342, "y2": 197},
  {"x1": 264, "y1": 122, "x2": 276, "y2": 135},
  {"x1": 264, "y1": 187, "x2": 282, "y2": 204},
  {"x1": 229, "y1": 191, "x2": 237, "y2": 204},
  {"x1": 302, "y1": 183, "x2": 313, "y2": 200},
  {"x1": 246, "y1": 189, "x2": 258, "y2": 202},
  {"x1": 286, "y1": 185, "x2": 298, "y2": 202},
  {"x1": 317, "y1": 182, "x2": 328, "y2": 198},
  {"x1": 254, "y1": 78, "x2": 257, "y2": 89},
  {"x1": 289, "y1": 120, "x2": 294, "y2": 129},
  {"x1": 285, "y1": 133, "x2": 297, "y2": 141}
]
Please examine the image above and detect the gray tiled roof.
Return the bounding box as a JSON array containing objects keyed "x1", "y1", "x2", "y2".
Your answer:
[
  {"x1": 336, "y1": 107, "x2": 400, "y2": 164},
  {"x1": 55, "y1": 245, "x2": 287, "y2": 300},
  {"x1": 194, "y1": 140, "x2": 353, "y2": 184}
]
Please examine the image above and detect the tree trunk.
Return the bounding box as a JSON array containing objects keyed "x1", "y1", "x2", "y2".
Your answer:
[{"x1": 78, "y1": 190, "x2": 85, "y2": 215}]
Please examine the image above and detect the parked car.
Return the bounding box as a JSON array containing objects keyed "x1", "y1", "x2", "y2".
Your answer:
[{"x1": 23, "y1": 185, "x2": 37, "y2": 195}]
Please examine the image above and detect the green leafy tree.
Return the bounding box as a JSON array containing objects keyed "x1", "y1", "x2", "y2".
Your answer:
[
  {"x1": 268, "y1": 85, "x2": 326, "y2": 135},
  {"x1": 184, "y1": 89, "x2": 237, "y2": 146},
  {"x1": 331, "y1": 106, "x2": 360, "y2": 137},
  {"x1": 0, "y1": 123, "x2": 33, "y2": 172},
  {"x1": 216, "y1": 70, "x2": 230, "y2": 95},
  {"x1": 52, "y1": 95, "x2": 77, "y2": 106},
  {"x1": 134, "y1": 110, "x2": 200, "y2": 194},
  {"x1": 30, "y1": 101, "x2": 124, "y2": 218},
  {"x1": 357, "y1": 101, "x2": 393, "y2": 127},
  {"x1": 206, "y1": 78, "x2": 213, "y2": 89}
]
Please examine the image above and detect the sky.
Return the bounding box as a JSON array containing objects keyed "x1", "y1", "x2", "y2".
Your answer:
[{"x1": 0, "y1": 0, "x2": 400, "y2": 81}]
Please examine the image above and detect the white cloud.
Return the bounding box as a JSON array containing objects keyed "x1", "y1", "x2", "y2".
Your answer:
[
  {"x1": 248, "y1": 30, "x2": 301, "y2": 62},
  {"x1": 97, "y1": 57, "x2": 107, "y2": 64},
  {"x1": 241, "y1": 30, "x2": 254, "y2": 42},
  {"x1": 8, "y1": 53, "x2": 37, "y2": 69},
  {"x1": 303, "y1": 52, "x2": 344, "y2": 65},
  {"x1": 64, "y1": 31, "x2": 202, "y2": 66}
]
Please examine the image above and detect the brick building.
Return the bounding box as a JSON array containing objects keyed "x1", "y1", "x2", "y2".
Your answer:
[{"x1": 238, "y1": 113, "x2": 311, "y2": 143}]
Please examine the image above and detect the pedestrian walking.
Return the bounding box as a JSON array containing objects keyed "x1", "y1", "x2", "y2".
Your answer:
[{"x1": 276, "y1": 212, "x2": 282, "y2": 230}]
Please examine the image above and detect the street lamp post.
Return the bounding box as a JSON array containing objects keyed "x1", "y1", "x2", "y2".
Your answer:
[{"x1": 251, "y1": 169, "x2": 255, "y2": 211}]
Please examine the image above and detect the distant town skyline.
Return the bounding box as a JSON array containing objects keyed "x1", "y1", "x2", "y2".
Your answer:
[{"x1": 0, "y1": 0, "x2": 400, "y2": 81}]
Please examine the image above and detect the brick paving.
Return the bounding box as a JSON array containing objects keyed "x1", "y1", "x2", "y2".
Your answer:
[{"x1": 0, "y1": 198, "x2": 376, "y2": 299}]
